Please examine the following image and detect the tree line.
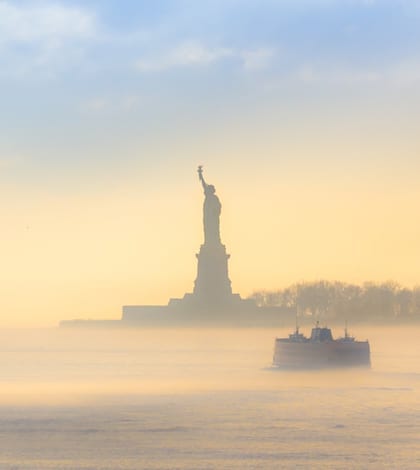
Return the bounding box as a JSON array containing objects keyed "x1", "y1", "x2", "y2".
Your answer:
[{"x1": 249, "y1": 281, "x2": 420, "y2": 322}]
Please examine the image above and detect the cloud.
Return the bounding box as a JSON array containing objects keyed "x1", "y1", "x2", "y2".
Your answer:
[
  {"x1": 0, "y1": 1, "x2": 96, "y2": 79},
  {"x1": 0, "y1": 2, "x2": 95, "y2": 43},
  {"x1": 80, "y1": 95, "x2": 142, "y2": 114},
  {"x1": 82, "y1": 97, "x2": 109, "y2": 113},
  {"x1": 136, "y1": 41, "x2": 234, "y2": 72},
  {"x1": 297, "y1": 64, "x2": 381, "y2": 84},
  {"x1": 296, "y1": 60, "x2": 420, "y2": 87},
  {"x1": 135, "y1": 41, "x2": 276, "y2": 72},
  {"x1": 241, "y1": 48, "x2": 275, "y2": 70}
]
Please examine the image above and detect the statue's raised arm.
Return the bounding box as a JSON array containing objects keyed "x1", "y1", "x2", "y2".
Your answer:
[
  {"x1": 198, "y1": 165, "x2": 207, "y2": 191},
  {"x1": 197, "y1": 166, "x2": 222, "y2": 245}
]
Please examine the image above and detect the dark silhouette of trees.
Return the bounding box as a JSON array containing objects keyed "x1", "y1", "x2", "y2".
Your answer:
[{"x1": 249, "y1": 280, "x2": 420, "y2": 323}]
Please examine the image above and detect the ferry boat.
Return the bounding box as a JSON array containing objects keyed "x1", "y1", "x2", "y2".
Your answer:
[{"x1": 272, "y1": 323, "x2": 370, "y2": 369}]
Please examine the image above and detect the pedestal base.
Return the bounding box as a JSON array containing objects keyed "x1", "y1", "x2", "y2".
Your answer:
[{"x1": 192, "y1": 242, "x2": 233, "y2": 306}]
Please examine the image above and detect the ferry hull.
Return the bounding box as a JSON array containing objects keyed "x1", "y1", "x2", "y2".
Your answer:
[{"x1": 273, "y1": 339, "x2": 371, "y2": 369}]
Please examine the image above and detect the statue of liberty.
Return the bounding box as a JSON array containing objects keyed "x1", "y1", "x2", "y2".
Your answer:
[{"x1": 198, "y1": 166, "x2": 221, "y2": 245}]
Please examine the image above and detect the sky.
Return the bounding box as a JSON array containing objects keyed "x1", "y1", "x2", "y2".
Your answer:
[{"x1": 1, "y1": 0, "x2": 420, "y2": 326}]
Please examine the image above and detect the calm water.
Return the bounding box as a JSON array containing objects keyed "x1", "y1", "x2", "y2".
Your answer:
[{"x1": 0, "y1": 326, "x2": 419, "y2": 469}]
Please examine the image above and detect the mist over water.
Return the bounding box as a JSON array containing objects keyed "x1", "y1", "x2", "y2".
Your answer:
[{"x1": 0, "y1": 326, "x2": 419, "y2": 469}]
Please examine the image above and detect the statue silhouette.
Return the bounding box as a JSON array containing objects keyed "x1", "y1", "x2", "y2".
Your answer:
[{"x1": 198, "y1": 166, "x2": 221, "y2": 245}]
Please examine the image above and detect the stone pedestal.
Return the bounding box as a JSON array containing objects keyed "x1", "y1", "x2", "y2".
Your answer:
[{"x1": 192, "y1": 242, "x2": 233, "y2": 306}]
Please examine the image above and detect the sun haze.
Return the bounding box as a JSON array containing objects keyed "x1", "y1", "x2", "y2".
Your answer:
[{"x1": 1, "y1": 0, "x2": 420, "y2": 326}]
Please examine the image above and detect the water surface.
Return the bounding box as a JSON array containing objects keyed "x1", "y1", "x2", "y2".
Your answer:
[{"x1": 0, "y1": 327, "x2": 418, "y2": 469}]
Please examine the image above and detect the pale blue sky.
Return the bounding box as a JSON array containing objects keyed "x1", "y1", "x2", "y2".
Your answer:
[{"x1": 1, "y1": 0, "x2": 420, "y2": 188}]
